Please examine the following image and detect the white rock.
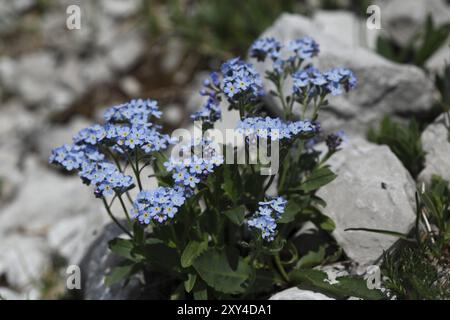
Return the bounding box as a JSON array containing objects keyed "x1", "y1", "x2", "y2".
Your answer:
[
  {"x1": 101, "y1": 0, "x2": 141, "y2": 18},
  {"x1": 257, "y1": 13, "x2": 435, "y2": 137},
  {"x1": 47, "y1": 212, "x2": 108, "y2": 265},
  {"x1": 313, "y1": 10, "x2": 362, "y2": 47},
  {"x1": 270, "y1": 287, "x2": 335, "y2": 300},
  {"x1": 425, "y1": 39, "x2": 450, "y2": 75},
  {"x1": 119, "y1": 76, "x2": 141, "y2": 97},
  {"x1": 163, "y1": 104, "x2": 184, "y2": 126},
  {"x1": 379, "y1": 0, "x2": 450, "y2": 47},
  {"x1": 0, "y1": 235, "x2": 51, "y2": 290},
  {"x1": 0, "y1": 157, "x2": 102, "y2": 233},
  {"x1": 316, "y1": 138, "x2": 416, "y2": 265},
  {"x1": 107, "y1": 30, "x2": 145, "y2": 72},
  {"x1": 418, "y1": 115, "x2": 450, "y2": 187}
]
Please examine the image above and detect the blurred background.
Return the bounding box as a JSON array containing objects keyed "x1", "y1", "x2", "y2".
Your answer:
[{"x1": 0, "y1": 0, "x2": 448, "y2": 299}]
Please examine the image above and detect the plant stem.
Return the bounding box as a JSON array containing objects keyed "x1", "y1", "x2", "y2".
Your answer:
[
  {"x1": 118, "y1": 194, "x2": 131, "y2": 224},
  {"x1": 274, "y1": 253, "x2": 290, "y2": 283},
  {"x1": 102, "y1": 197, "x2": 133, "y2": 238},
  {"x1": 135, "y1": 151, "x2": 143, "y2": 191}
]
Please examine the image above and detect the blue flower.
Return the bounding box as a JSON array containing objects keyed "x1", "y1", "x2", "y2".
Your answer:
[
  {"x1": 132, "y1": 187, "x2": 187, "y2": 224},
  {"x1": 164, "y1": 139, "x2": 224, "y2": 192},
  {"x1": 236, "y1": 117, "x2": 316, "y2": 143},
  {"x1": 104, "y1": 98, "x2": 162, "y2": 124},
  {"x1": 326, "y1": 130, "x2": 347, "y2": 151},
  {"x1": 191, "y1": 97, "x2": 222, "y2": 125},
  {"x1": 249, "y1": 37, "x2": 282, "y2": 62},
  {"x1": 288, "y1": 37, "x2": 320, "y2": 60},
  {"x1": 248, "y1": 196, "x2": 287, "y2": 241},
  {"x1": 220, "y1": 58, "x2": 264, "y2": 103},
  {"x1": 292, "y1": 66, "x2": 357, "y2": 99}
]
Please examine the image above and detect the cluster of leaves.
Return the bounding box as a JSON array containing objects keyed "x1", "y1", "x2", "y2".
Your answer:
[
  {"x1": 164, "y1": 0, "x2": 298, "y2": 57},
  {"x1": 376, "y1": 15, "x2": 450, "y2": 68},
  {"x1": 144, "y1": 0, "x2": 372, "y2": 59},
  {"x1": 381, "y1": 245, "x2": 447, "y2": 300},
  {"x1": 367, "y1": 115, "x2": 425, "y2": 178}
]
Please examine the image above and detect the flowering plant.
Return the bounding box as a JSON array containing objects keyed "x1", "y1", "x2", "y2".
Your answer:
[{"x1": 50, "y1": 36, "x2": 381, "y2": 299}]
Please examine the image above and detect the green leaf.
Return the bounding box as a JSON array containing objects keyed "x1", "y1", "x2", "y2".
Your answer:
[
  {"x1": 299, "y1": 167, "x2": 337, "y2": 193},
  {"x1": 318, "y1": 214, "x2": 336, "y2": 232},
  {"x1": 223, "y1": 205, "x2": 246, "y2": 225},
  {"x1": 104, "y1": 261, "x2": 135, "y2": 286},
  {"x1": 278, "y1": 200, "x2": 302, "y2": 224},
  {"x1": 108, "y1": 238, "x2": 135, "y2": 261},
  {"x1": 193, "y1": 249, "x2": 252, "y2": 294},
  {"x1": 296, "y1": 246, "x2": 326, "y2": 269},
  {"x1": 184, "y1": 274, "x2": 197, "y2": 293},
  {"x1": 222, "y1": 164, "x2": 242, "y2": 204},
  {"x1": 181, "y1": 240, "x2": 208, "y2": 268},
  {"x1": 193, "y1": 288, "x2": 208, "y2": 300},
  {"x1": 289, "y1": 269, "x2": 384, "y2": 300},
  {"x1": 139, "y1": 241, "x2": 180, "y2": 272}
]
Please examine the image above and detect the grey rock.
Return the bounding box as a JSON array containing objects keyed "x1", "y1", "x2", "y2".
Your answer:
[
  {"x1": 425, "y1": 38, "x2": 450, "y2": 75},
  {"x1": 418, "y1": 115, "x2": 450, "y2": 187},
  {"x1": 316, "y1": 138, "x2": 416, "y2": 265},
  {"x1": 107, "y1": 30, "x2": 145, "y2": 72},
  {"x1": 269, "y1": 287, "x2": 335, "y2": 300},
  {"x1": 80, "y1": 223, "x2": 172, "y2": 300},
  {"x1": 163, "y1": 104, "x2": 184, "y2": 126},
  {"x1": 257, "y1": 13, "x2": 435, "y2": 137},
  {"x1": 0, "y1": 157, "x2": 102, "y2": 233},
  {"x1": 0, "y1": 52, "x2": 75, "y2": 113},
  {"x1": 378, "y1": 0, "x2": 450, "y2": 47}
]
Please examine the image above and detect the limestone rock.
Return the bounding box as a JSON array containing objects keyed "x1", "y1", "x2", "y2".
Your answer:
[
  {"x1": 316, "y1": 138, "x2": 416, "y2": 265},
  {"x1": 270, "y1": 287, "x2": 335, "y2": 300},
  {"x1": 418, "y1": 115, "x2": 450, "y2": 187}
]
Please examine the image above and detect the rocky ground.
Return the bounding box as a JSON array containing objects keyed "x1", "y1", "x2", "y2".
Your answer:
[{"x1": 0, "y1": 0, "x2": 449, "y2": 299}]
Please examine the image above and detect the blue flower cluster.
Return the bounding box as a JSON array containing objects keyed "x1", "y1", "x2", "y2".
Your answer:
[
  {"x1": 191, "y1": 72, "x2": 222, "y2": 125},
  {"x1": 220, "y1": 58, "x2": 264, "y2": 103},
  {"x1": 49, "y1": 144, "x2": 104, "y2": 171},
  {"x1": 326, "y1": 130, "x2": 346, "y2": 151},
  {"x1": 249, "y1": 37, "x2": 282, "y2": 62},
  {"x1": 80, "y1": 162, "x2": 134, "y2": 197},
  {"x1": 132, "y1": 187, "x2": 186, "y2": 224},
  {"x1": 248, "y1": 197, "x2": 287, "y2": 241},
  {"x1": 191, "y1": 96, "x2": 222, "y2": 125},
  {"x1": 50, "y1": 98, "x2": 172, "y2": 197},
  {"x1": 288, "y1": 37, "x2": 320, "y2": 60},
  {"x1": 49, "y1": 143, "x2": 133, "y2": 197},
  {"x1": 292, "y1": 66, "x2": 357, "y2": 97},
  {"x1": 104, "y1": 98, "x2": 162, "y2": 125},
  {"x1": 164, "y1": 138, "x2": 224, "y2": 191},
  {"x1": 236, "y1": 117, "x2": 316, "y2": 142}
]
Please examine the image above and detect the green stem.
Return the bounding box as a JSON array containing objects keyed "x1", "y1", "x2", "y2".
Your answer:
[
  {"x1": 102, "y1": 197, "x2": 132, "y2": 238},
  {"x1": 118, "y1": 194, "x2": 131, "y2": 224},
  {"x1": 274, "y1": 253, "x2": 290, "y2": 283},
  {"x1": 135, "y1": 151, "x2": 143, "y2": 191}
]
